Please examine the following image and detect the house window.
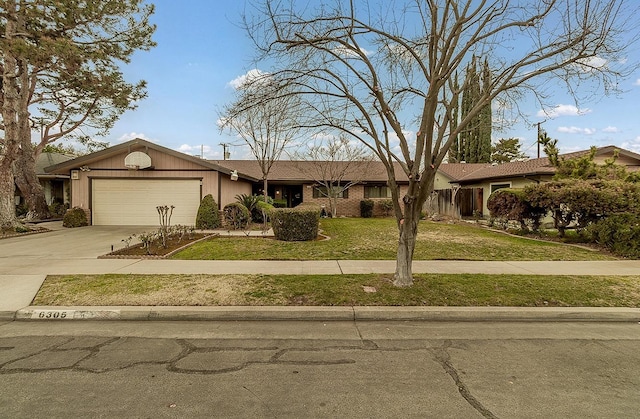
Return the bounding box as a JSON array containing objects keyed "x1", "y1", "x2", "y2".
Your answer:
[
  {"x1": 313, "y1": 185, "x2": 349, "y2": 199},
  {"x1": 490, "y1": 183, "x2": 511, "y2": 194},
  {"x1": 364, "y1": 184, "x2": 392, "y2": 199}
]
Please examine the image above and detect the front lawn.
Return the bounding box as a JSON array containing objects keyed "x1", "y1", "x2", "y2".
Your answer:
[{"x1": 172, "y1": 218, "x2": 613, "y2": 261}]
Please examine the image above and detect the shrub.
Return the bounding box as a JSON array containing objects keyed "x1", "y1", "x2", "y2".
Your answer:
[
  {"x1": 273, "y1": 199, "x2": 287, "y2": 208},
  {"x1": 195, "y1": 194, "x2": 221, "y2": 229},
  {"x1": 271, "y1": 204, "x2": 321, "y2": 241},
  {"x1": 255, "y1": 200, "x2": 274, "y2": 222},
  {"x1": 360, "y1": 199, "x2": 374, "y2": 218},
  {"x1": 63, "y1": 207, "x2": 88, "y2": 228},
  {"x1": 378, "y1": 199, "x2": 394, "y2": 217},
  {"x1": 587, "y1": 213, "x2": 640, "y2": 258},
  {"x1": 223, "y1": 202, "x2": 250, "y2": 230},
  {"x1": 236, "y1": 193, "x2": 261, "y2": 222},
  {"x1": 487, "y1": 188, "x2": 546, "y2": 231},
  {"x1": 48, "y1": 200, "x2": 69, "y2": 218},
  {"x1": 15, "y1": 202, "x2": 28, "y2": 217}
]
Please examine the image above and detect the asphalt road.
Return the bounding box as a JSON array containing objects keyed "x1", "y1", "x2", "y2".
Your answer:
[{"x1": 1, "y1": 320, "x2": 639, "y2": 418}]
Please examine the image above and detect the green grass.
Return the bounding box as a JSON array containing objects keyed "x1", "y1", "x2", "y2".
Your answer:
[
  {"x1": 34, "y1": 273, "x2": 640, "y2": 307},
  {"x1": 172, "y1": 218, "x2": 613, "y2": 261}
]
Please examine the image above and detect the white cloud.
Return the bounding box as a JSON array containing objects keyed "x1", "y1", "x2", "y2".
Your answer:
[
  {"x1": 227, "y1": 69, "x2": 270, "y2": 90},
  {"x1": 575, "y1": 56, "x2": 608, "y2": 73},
  {"x1": 537, "y1": 104, "x2": 591, "y2": 119},
  {"x1": 557, "y1": 126, "x2": 596, "y2": 135},
  {"x1": 602, "y1": 126, "x2": 619, "y2": 133},
  {"x1": 634, "y1": 79, "x2": 640, "y2": 86},
  {"x1": 334, "y1": 45, "x2": 372, "y2": 58},
  {"x1": 177, "y1": 143, "x2": 221, "y2": 160},
  {"x1": 115, "y1": 132, "x2": 155, "y2": 144},
  {"x1": 621, "y1": 137, "x2": 640, "y2": 154}
]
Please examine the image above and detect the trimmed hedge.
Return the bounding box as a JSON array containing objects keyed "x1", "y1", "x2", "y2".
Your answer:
[
  {"x1": 63, "y1": 207, "x2": 88, "y2": 228},
  {"x1": 196, "y1": 194, "x2": 221, "y2": 229},
  {"x1": 271, "y1": 204, "x2": 321, "y2": 241},
  {"x1": 223, "y1": 202, "x2": 250, "y2": 230}
]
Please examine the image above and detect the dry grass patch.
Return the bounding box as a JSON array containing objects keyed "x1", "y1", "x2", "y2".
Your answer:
[{"x1": 34, "y1": 274, "x2": 256, "y2": 306}]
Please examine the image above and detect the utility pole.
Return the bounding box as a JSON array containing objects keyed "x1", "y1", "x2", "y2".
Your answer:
[
  {"x1": 537, "y1": 123, "x2": 541, "y2": 158},
  {"x1": 537, "y1": 122, "x2": 546, "y2": 158},
  {"x1": 219, "y1": 143, "x2": 230, "y2": 160}
]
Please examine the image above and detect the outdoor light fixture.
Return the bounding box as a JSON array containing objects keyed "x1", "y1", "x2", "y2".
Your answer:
[{"x1": 230, "y1": 170, "x2": 238, "y2": 181}]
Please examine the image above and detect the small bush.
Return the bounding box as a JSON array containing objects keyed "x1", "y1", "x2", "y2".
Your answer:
[
  {"x1": 196, "y1": 194, "x2": 221, "y2": 229},
  {"x1": 256, "y1": 200, "x2": 274, "y2": 221},
  {"x1": 15, "y1": 202, "x2": 28, "y2": 217},
  {"x1": 223, "y1": 202, "x2": 250, "y2": 230},
  {"x1": 273, "y1": 199, "x2": 287, "y2": 208},
  {"x1": 271, "y1": 204, "x2": 321, "y2": 241},
  {"x1": 360, "y1": 199, "x2": 374, "y2": 218},
  {"x1": 587, "y1": 213, "x2": 640, "y2": 258},
  {"x1": 48, "y1": 200, "x2": 69, "y2": 218},
  {"x1": 378, "y1": 199, "x2": 394, "y2": 217},
  {"x1": 15, "y1": 225, "x2": 30, "y2": 233},
  {"x1": 63, "y1": 207, "x2": 88, "y2": 228}
]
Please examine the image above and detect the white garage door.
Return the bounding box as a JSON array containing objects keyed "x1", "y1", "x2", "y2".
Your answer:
[{"x1": 92, "y1": 179, "x2": 201, "y2": 226}]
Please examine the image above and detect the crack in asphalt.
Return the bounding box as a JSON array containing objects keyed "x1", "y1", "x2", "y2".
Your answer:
[
  {"x1": 430, "y1": 340, "x2": 499, "y2": 419},
  {"x1": 0, "y1": 336, "x2": 366, "y2": 376}
]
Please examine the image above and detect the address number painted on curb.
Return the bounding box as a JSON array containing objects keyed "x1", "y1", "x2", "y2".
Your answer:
[{"x1": 31, "y1": 310, "x2": 75, "y2": 320}]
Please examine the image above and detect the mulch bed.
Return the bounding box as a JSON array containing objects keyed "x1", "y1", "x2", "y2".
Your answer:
[{"x1": 100, "y1": 233, "x2": 215, "y2": 259}]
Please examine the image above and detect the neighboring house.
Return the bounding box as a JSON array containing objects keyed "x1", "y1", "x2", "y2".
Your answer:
[
  {"x1": 15, "y1": 152, "x2": 74, "y2": 208},
  {"x1": 44, "y1": 139, "x2": 640, "y2": 225},
  {"x1": 437, "y1": 146, "x2": 640, "y2": 217}
]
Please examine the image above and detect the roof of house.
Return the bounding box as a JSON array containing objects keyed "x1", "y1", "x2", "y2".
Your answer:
[
  {"x1": 215, "y1": 159, "x2": 410, "y2": 183},
  {"x1": 44, "y1": 138, "x2": 258, "y2": 180},
  {"x1": 36, "y1": 152, "x2": 75, "y2": 178},
  {"x1": 436, "y1": 162, "x2": 491, "y2": 181},
  {"x1": 449, "y1": 145, "x2": 640, "y2": 184}
]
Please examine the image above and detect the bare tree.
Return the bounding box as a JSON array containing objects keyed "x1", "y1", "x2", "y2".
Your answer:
[
  {"x1": 243, "y1": 0, "x2": 638, "y2": 286},
  {"x1": 219, "y1": 71, "x2": 301, "y2": 202},
  {"x1": 291, "y1": 136, "x2": 374, "y2": 217}
]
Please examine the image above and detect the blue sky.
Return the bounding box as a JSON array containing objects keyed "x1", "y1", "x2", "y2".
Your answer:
[{"x1": 95, "y1": 0, "x2": 640, "y2": 160}]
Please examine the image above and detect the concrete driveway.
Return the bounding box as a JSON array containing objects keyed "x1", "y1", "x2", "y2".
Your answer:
[{"x1": 0, "y1": 222, "x2": 153, "y2": 265}]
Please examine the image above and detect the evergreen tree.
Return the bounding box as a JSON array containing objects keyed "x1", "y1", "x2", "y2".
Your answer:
[
  {"x1": 491, "y1": 138, "x2": 527, "y2": 163},
  {"x1": 456, "y1": 57, "x2": 492, "y2": 163}
]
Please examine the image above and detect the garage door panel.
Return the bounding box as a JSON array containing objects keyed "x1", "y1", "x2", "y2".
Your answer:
[{"x1": 92, "y1": 179, "x2": 201, "y2": 226}]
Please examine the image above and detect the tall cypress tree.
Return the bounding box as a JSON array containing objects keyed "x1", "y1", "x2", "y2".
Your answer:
[
  {"x1": 448, "y1": 71, "x2": 461, "y2": 162},
  {"x1": 455, "y1": 57, "x2": 492, "y2": 163},
  {"x1": 478, "y1": 58, "x2": 492, "y2": 162}
]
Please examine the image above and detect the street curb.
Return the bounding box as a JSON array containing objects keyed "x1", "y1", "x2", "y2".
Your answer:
[
  {"x1": 0, "y1": 311, "x2": 15, "y2": 321},
  {"x1": 13, "y1": 306, "x2": 640, "y2": 322}
]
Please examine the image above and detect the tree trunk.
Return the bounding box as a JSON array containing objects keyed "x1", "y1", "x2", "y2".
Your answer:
[
  {"x1": 330, "y1": 196, "x2": 337, "y2": 218},
  {"x1": 393, "y1": 212, "x2": 419, "y2": 287},
  {"x1": 14, "y1": 144, "x2": 51, "y2": 221},
  {"x1": 0, "y1": 159, "x2": 20, "y2": 229},
  {"x1": 0, "y1": 0, "x2": 21, "y2": 229}
]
